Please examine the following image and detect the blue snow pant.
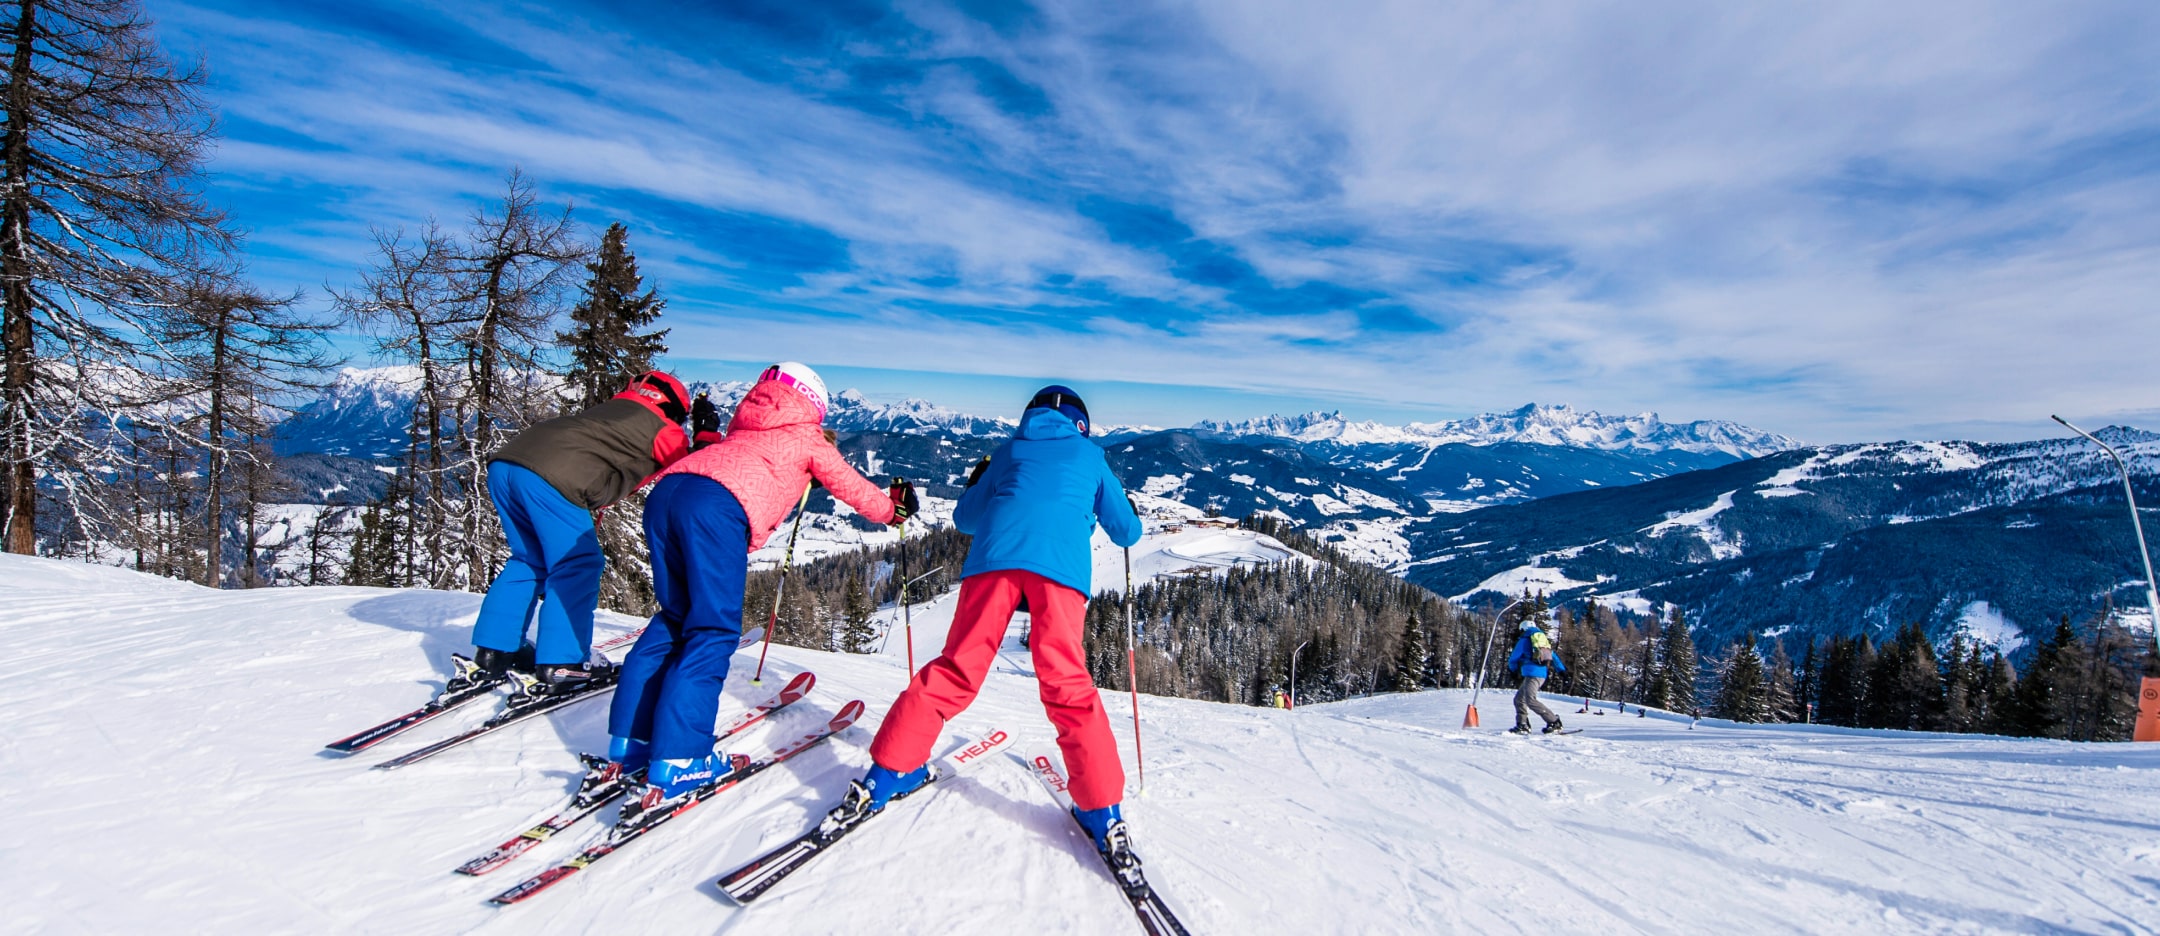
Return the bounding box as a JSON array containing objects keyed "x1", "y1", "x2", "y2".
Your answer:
[
  {"x1": 607, "y1": 474, "x2": 750, "y2": 761},
  {"x1": 471, "y1": 462, "x2": 603, "y2": 665}
]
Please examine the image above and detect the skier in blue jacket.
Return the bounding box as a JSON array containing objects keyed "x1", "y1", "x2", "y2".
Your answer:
[
  {"x1": 855, "y1": 384, "x2": 1144, "y2": 850},
  {"x1": 1507, "y1": 618, "x2": 1567, "y2": 734}
]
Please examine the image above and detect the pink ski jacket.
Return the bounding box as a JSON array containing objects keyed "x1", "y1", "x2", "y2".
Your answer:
[{"x1": 655, "y1": 380, "x2": 897, "y2": 550}]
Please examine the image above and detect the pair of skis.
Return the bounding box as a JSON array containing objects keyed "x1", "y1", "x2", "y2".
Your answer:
[
  {"x1": 712, "y1": 738, "x2": 1191, "y2": 936},
  {"x1": 487, "y1": 696, "x2": 865, "y2": 905},
  {"x1": 453, "y1": 669, "x2": 817, "y2": 877},
  {"x1": 325, "y1": 626, "x2": 762, "y2": 767},
  {"x1": 323, "y1": 625, "x2": 653, "y2": 756}
]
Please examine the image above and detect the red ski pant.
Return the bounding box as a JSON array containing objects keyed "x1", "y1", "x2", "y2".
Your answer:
[{"x1": 869, "y1": 569, "x2": 1126, "y2": 810}]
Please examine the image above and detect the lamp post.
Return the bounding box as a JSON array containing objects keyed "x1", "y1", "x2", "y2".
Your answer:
[
  {"x1": 1288, "y1": 638, "x2": 1310, "y2": 710},
  {"x1": 2053, "y1": 415, "x2": 2160, "y2": 654},
  {"x1": 1464, "y1": 595, "x2": 1531, "y2": 728}
]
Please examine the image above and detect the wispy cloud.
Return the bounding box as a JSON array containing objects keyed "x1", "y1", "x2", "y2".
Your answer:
[{"x1": 150, "y1": 0, "x2": 2160, "y2": 440}]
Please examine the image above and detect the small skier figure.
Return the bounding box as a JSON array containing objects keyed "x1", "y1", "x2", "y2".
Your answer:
[
  {"x1": 604, "y1": 362, "x2": 914, "y2": 817},
  {"x1": 842, "y1": 385, "x2": 1142, "y2": 855},
  {"x1": 463, "y1": 370, "x2": 692, "y2": 695},
  {"x1": 690, "y1": 389, "x2": 723, "y2": 450},
  {"x1": 1506, "y1": 617, "x2": 1568, "y2": 735}
]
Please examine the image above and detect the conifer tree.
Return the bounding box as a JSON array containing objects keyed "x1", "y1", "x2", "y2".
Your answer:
[
  {"x1": 560, "y1": 222, "x2": 667, "y2": 410},
  {"x1": 2010, "y1": 617, "x2": 2073, "y2": 738},
  {"x1": 1394, "y1": 611, "x2": 1428, "y2": 691},
  {"x1": 1764, "y1": 640, "x2": 1799, "y2": 723},
  {"x1": 1647, "y1": 606, "x2": 1697, "y2": 710},
  {"x1": 1713, "y1": 635, "x2": 1768, "y2": 722},
  {"x1": 1939, "y1": 634, "x2": 1976, "y2": 732},
  {"x1": 840, "y1": 576, "x2": 875, "y2": 654},
  {"x1": 1795, "y1": 640, "x2": 1821, "y2": 723}
]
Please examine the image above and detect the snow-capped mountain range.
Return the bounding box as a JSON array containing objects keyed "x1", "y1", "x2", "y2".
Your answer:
[
  {"x1": 279, "y1": 367, "x2": 1794, "y2": 466},
  {"x1": 260, "y1": 367, "x2": 2160, "y2": 654},
  {"x1": 1406, "y1": 430, "x2": 2160, "y2": 651},
  {"x1": 1197, "y1": 403, "x2": 1798, "y2": 457}
]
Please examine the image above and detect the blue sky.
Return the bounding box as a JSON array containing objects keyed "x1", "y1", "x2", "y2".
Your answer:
[{"x1": 148, "y1": 0, "x2": 2160, "y2": 442}]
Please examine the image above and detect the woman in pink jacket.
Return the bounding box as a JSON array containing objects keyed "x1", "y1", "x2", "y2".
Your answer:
[{"x1": 605, "y1": 362, "x2": 918, "y2": 816}]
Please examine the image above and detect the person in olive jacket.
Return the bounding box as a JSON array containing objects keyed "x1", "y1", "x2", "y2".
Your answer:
[{"x1": 469, "y1": 370, "x2": 692, "y2": 693}]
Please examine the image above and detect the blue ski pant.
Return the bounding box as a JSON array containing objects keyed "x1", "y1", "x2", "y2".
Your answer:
[
  {"x1": 471, "y1": 462, "x2": 604, "y2": 665},
  {"x1": 608, "y1": 474, "x2": 750, "y2": 761}
]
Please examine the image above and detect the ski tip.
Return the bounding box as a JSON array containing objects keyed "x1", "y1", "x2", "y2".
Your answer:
[
  {"x1": 831, "y1": 699, "x2": 867, "y2": 729},
  {"x1": 787, "y1": 669, "x2": 816, "y2": 694}
]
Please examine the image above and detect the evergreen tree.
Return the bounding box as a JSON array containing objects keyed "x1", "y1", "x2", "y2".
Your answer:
[
  {"x1": 1713, "y1": 635, "x2": 1769, "y2": 722},
  {"x1": 840, "y1": 576, "x2": 875, "y2": 654},
  {"x1": 1980, "y1": 652, "x2": 2020, "y2": 735},
  {"x1": 560, "y1": 222, "x2": 667, "y2": 410},
  {"x1": 1816, "y1": 636, "x2": 1872, "y2": 727},
  {"x1": 2010, "y1": 617, "x2": 2073, "y2": 738},
  {"x1": 1796, "y1": 640, "x2": 1821, "y2": 723},
  {"x1": 1631, "y1": 611, "x2": 1664, "y2": 705},
  {"x1": 1864, "y1": 623, "x2": 1940, "y2": 730},
  {"x1": 1939, "y1": 634, "x2": 1976, "y2": 732},
  {"x1": 1649, "y1": 606, "x2": 1698, "y2": 711},
  {"x1": 1764, "y1": 640, "x2": 1799, "y2": 723},
  {"x1": 1393, "y1": 612, "x2": 1428, "y2": 691}
]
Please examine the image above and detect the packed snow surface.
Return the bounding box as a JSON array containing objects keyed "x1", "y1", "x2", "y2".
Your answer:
[{"x1": 8, "y1": 554, "x2": 2160, "y2": 934}]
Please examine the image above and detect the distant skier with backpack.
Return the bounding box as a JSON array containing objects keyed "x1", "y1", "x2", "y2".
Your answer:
[
  {"x1": 462, "y1": 370, "x2": 693, "y2": 696},
  {"x1": 690, "y1": 389, "x2": 723, "y2": 450},
  {"x1": 838, "y1": 385, "x2": 1144, "y2": 856},
  {"x1": 1507, "y1": 618, "x2": 1567, "y2": 735},
  {"x1": 604, "y1": 362, "x2": 916, "y2": 818}
]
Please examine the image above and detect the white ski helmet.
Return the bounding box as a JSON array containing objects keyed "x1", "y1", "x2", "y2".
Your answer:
[
  {"x1": 1519, "y1": 618, "x2": 1540, "y2": 631},
  {"x1": 759, "y1": 361, "x2": 829, "y2": 422}
]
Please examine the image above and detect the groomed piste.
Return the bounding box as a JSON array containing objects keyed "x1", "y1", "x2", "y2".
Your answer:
[{"x1": 6, "y1": 550, "x2": 2160, "y2": 933}]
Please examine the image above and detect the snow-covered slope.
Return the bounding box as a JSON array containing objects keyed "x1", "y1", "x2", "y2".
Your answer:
[{"x1": 9, "y1": 553, "x2": 2160, "y2": 933}]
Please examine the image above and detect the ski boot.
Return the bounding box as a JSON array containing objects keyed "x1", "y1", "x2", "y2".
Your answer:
[
  {"x1": 436, "y1": 650, "x2": 519, "y2": 704},
  {"x1": 821, "y1": 763, "x2": 932, "y2": 835},
  {"x1": 618, "y1": 750, "x2": 748, "y2": 828},
  {"x1": 533, "y1": 658, "x2": 617, "y2": 697},
  {"x1": 570, "y1": 737, "x2": 650, "y2": 809},
  {"x1": 1074, "y1": 804, "x2": 1151, "y2": 899},
  {"x1": 1542, "y1": 719, "x2": 1566, "y2": 735},
  {"x1": 1506, "y1": 723, "x2": 1533, "y2": 736}
]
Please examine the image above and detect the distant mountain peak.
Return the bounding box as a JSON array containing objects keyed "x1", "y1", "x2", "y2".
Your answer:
[{"x1": 1199, "y1": 403, "x2": 1797, "y2": 457}]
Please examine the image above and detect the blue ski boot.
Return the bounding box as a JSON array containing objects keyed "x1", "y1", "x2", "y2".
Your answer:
[
  {"x1": 606, "y1": 735, "x2": 650, "y2": 773},
  {"x1": 1075, "y1": 803, "x2": 1150, "y2": 897},
  {"x1": 826, "y1": 762, "x2": 932, "y2": 830},
  {"x1": 1073, "y1": 803, "x2": 1124, "y2": 853},
  {"x1": 620, "y1": 750, "x2": 744, "y2": 826}
]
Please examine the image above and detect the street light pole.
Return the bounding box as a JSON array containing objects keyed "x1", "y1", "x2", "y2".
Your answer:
[
  {"x1": 1288, "y1": 638, "x2": 1310, "y2": 709},
  {"x1": 2053, "y1": 415, "x2": 2160, "y2": 655}
]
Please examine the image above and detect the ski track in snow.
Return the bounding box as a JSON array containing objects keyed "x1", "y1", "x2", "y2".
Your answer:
[{"x1": 7, "y1": 553, "x2": 2160, "y2": 934}]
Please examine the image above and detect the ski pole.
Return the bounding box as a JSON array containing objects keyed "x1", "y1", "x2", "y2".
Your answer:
[
  {"x1": 751, "y1": 481, "x2": 815, "y2": 685},
  {"x1": 1124, "y1": 547, "x2": 1145, "y2": 795},
  {"x1": 893, "y1": 476, "x2": 916, "y2": 675}
]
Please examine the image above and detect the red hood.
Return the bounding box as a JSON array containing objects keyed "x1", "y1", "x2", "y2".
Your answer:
[{"x1": 728, "y1": 380, "x2": 822, "y2": 432}]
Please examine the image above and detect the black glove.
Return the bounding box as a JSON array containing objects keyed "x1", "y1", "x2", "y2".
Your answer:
[
  {"x1": 965, "y1": 454, "x2": 992, "y2": 488},
  {"x1": 888, "y1": 477, "x2": 919, "y2": 524}
]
